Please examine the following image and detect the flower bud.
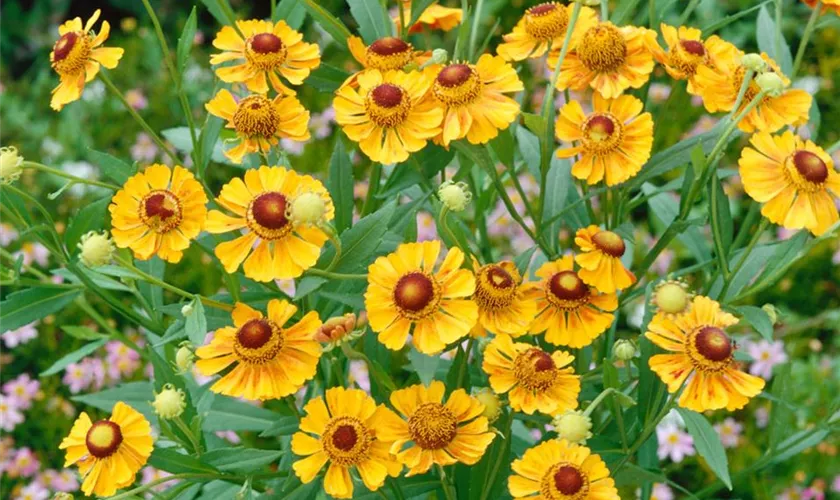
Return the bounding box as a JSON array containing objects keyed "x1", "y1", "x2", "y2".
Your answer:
[
  {"x1": 53, "y1": 494, "x2": 74, "y2": 500},
  {"x1": 577, "y1": 0, "x2": 601, "y2": 5},
  {"x1": 152, "y1": 383, "x2": 186, "y2": 419},
  {"x1": 755, "y1": 72, "x2": 785, "y2": 97},
  {"x1": 612, "y1": 339, "x2": 636, "y2": 361},
  {"x1": 741, "y1": 53, "x2": 767, "y2": 73},
  {"x1": 419, "y1": 49, "x2": 448, "y2": 69},
  {"x1": 175, "y1": 343, "x2": 195, "y2": 373},
  {"x1": 78, "y1": 231, "x2": 115, "y2": 267},
  {"x1": 315, "y1": 313, "x2": 361, "y2": 351},
  {"x1": 552, "y1": 410, "x2": 593, "y2": 445},
  {"x1": 289, "y1": 192, "x2": 327, "y2": 226},
  {"x1": 181, "y1": 302, "x2": 194, "y2": 317},
  {"x1": 0, "y1": 146, "x2": 24, "y2": 185},
  {"x1": 474, "y1": 388, "x2": 501, "y2": 424},
  {"x1": 761, "y1": 304, "x2": 779, "y2": 325},
  {"x1": 652, "y1": 280, "x2": 691, "y2": 316},
  {"x1": 438, "y1": 180, "x2": 472, "y2": 212}
]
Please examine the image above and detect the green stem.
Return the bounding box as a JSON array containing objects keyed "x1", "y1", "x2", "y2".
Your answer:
[
  {"x1": 678, "y1": 0, "x2": 702, "y2": 24},
  {"x1": 826, "y1": 138, "x2": 840, "y2": 155},
  {"x1": 792, "y1": 0, "x2": 821, "y2": 77},
  {"x1": 649, "y1": 0, "x2": 656, "y2": 28},
  {"x1": 455, "y1": 338, "x2": 476, "y2": 389},
  {"x1": 614, "y1": 389, "x2": 680, "y2": 473},
  {"x1": 468, "y1": 0, "x2": 485, "y2": 60},
  {"x1": 172, "y1": 415, "x2": 203, "y2": 456},
  {"x1": 708, "y1": 179, "x2": 730, "y2": 279},
  {"x1": 437, "y1": 464, "x2": 457, "y2": 500},
  {"x1": 583, "y1": 388, "x2": 625, "y2": 417},
  {"x1": 398, "y1": 0, "x2": 407, "y2": 39},
  {"x1": 362, "y1": 164, "x2": 382, "y2": 216},
  {"x1": 730, "y1": 202, "x2": 761, "y2": 251},
  {"x1": 717, "y1": 219, "x2": 768, "y2": 301},
  {"x1": 774, "y1": 0, "x2": 783, "y2": 68},
  {"x1": 324, "y1": 225, "x2": 343, "y2": 272},
  {"x1": 0, "y1": 247, "x2": 51, "y2": 280},
  {"x1": 23, "y1": 161, "x2": 119, "y2": 190},
  {"x1": 306, "y1": 268, "x2": 367, "y2": 280},
  {"x1": 600, "y1": 0, "x2": 609, "y2": 20}
]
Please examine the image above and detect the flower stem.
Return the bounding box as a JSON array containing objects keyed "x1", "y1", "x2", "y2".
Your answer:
[
  {"x1": 437, "y1": 464, "x2": 457, "y2": 500},
  {"x1": 306, "y1": 268, "x2": 368, "y2": 280},
  {"x1": 826, "y1": 138, "x2": 840, "y2": 155},
  {"x1": 23, "y1": 161, "x2": 119, "y2": 190},
  {"x1": 792, "y1": 0, "x2": 822, "y2": 77},
  {"x1": 718, "y1": 218, "x2": 769, "y2": 302},
  {"x1": 324, "y1": 225, "x2": 343, "y2": 272},
  {"x1": 172, "y1": 415, "x2": 203, "y2": 456},
  {"x1": 708, "y1": 177, "x2": 731, "y2": 279}
]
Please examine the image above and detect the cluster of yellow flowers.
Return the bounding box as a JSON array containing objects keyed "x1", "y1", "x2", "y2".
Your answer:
[{"x1": 45, "y1": 1, "x2": 840, "y2": 499}]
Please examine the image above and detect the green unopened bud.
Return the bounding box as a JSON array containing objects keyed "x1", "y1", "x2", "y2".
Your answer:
[
  {"x1": 653, "y1": 280, "x2": 691, "y2": 316},
  {"x1": 181, "y1": 302, "x2": 194, "y2": 317},
  {"x1": 175, "y1": 342, "x2": 195, "y2": 373},
  {"x1": 53, "y1": 494, "x2": 75, "y2": 500},
  {"x1": 741, "y1": 53, "x2": 767, "y2": 73},
  {"x1": 289, "y1": 192, "x2": 327, "y2": 226},
  {"x1": 761, "y1": 304, "x2": 779, "y2": 325},
  {"x1": 419, "y1": 49, "x2": 448, "y2": 69},
  {"x1": 612, "y1": 339, "x2": 636, "y2": 361},
  {"x1": 152, "y1": 383, "x2": 186, "y2": 419},
  {"x1": 78, "y1": 231, "x2": 115, "y2": 267},
  {"x1": 755, "y1": 72, "x2": 785, "y2": 97},
  {"x1": 438, "y1": 180, "x2": 472, "y2": 212},
  {"x1": 474, "y1": 388, "x2": 501, "y2": 424},
  {"x1": 576, "y1": 0, "x2": 601, "y2": 5},
  {"x1": 552, "y1": 410, "x2": 593, "y2": 445},
  {"x1": 0, "y1": 146, "x2": 23, "y2": 185}
]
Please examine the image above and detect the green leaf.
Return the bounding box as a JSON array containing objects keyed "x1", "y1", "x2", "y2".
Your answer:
[
  {"x1": 521, "y1": 112, "x2": 546, "y2": 138},
  {"x1": 258, "y1": 415, "x2": 300, "y2": 437},
  {"x1": 677, "y1": 408, "x2": 732, "y2": 490},
  {"x1": 41, "y1": 339, "x2": 108, "y2": 376},
  {"x1": 53, "y1": 267, "x2": 131, "y2": 292},
  {"x1": 185, "y1": 298, "x2": 208, "y2": 345},
  {"x1": 65, "y1": 197, "x2": 111, "y2": 252},
  {"x1": 0, "y1": 286, "x2": 80, "y2": 332},
  {"x1": 768, "y1": 364, "x2": 795, "y2": 450},
  {"x1": 200, "y1": 0, "x2": 236, "y2": 27},
  {"x1": 199, "y1": 115, "x2": 224, "y2": 169},
  {"x1": 136, "y1": 257, "x2": 165, "y2": 320},
  {"x1": 72, "y1": 382, "x2": 155, "y2": 421},
  {"x1": 317, "y1": 199, "x2": 397, "y2": 273},
  {"x1": 756, "y1": 5, "x2": 793, "y2": 75},
  {"x1": 711, "y1": 177, "x2": 733, "y2": 255},
  {"x1": 490, "y1": 128, "x2": 515, "y2": 170},
  {"x1": 348, "y1": 0, "x2": 392, "y2": 43},
  {"x1": 176, "y1": 7, "x2": 197, "y2": 77},
  {"x1": 516, "y1": 127, "x2": 541, "y2": 178},
  {"x1": 735, "y1": 305, "x2": 774, "y2": 340},
  {"x1": 273, "y1": 0, "x2": 307, "y2": 28},
  {"x1": 407, "y1": 349, "x2": 440, "y2": 386},
  {"x1": 307, "y1": 64, "x2": 352, "y2": 92},
  {"x1": 514, "y1": 246, "x2": 538, "y2": 278},
  {"x1": 300, "y1": 0, "x2": 351, "y2": 47},
  {"x1": 643, "y1": 183, "x2": 710, "y2": 263},
  {"x1": 702, "y1": 0, "x2": 773, "y2": 35},
  {"x1": 202, "y1": 447, "x2": 284, "y2": 472},
  {"x1": 771, "y1": 428, "x2": 829, "y2": 463},
  {"x1": 162, "y1": 127, "x2": 193, "y2": 153},
  {"x1": 328, "y1": 139, "x2": 354, "y2": 233},
  {"x1": 88, "y1": 149, "x2": 135, "y2": 184},
  {"x1": 542, "y1": 156, "x2": 572, "y2": 252},
  {"x1": 202, "y1": 396, "x2": 279, "y2": 432},
  {"x1": 149, "y1": 448, "x2": 219, "y2": 475},
  {"x1": 61, "y1": 325, "x2": 108, "y2": 341},
  {"x1": 409, "y1": 0, "x2": 438, "y2": 25}
]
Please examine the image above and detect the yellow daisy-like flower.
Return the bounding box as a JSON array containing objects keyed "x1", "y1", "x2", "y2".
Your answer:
[
  {"x1": 552, "y1": 22, "x2": 656, "y2": 99},
  {"x1": 432, "y1": 55, "x2": 524, "y2": 146},
  {"x1": 378, "y1": 381, "x2": 496, "y2": 475},
  {"x1": 108, "y1": 164, "x2": 207, "y2": 264},
  {"x1": 365, "y1": 240, "x2": 478, "y2": 354},
  {"x1": 205, "y1": 165, "x2": 334, "y2": 281},
  {"x1": 396, "y1": 1, "x2": 463, "y2": 34},
  {"x1": 574, "y1": 226, "x2": 636, "y2": 294},
  {"x1": 58, "y1": 402, "x2": 153, "y2": 498},
  {"x1": 205, "y1": 89, "x2": 310, "y2": 164},
  {"x1": 496, "y1": 3, "x2": 598, "y2": 62},
  {"x1": 195, "y1": 299, "x2": 322, "y2": 401},
  {"x1": 508, "y1": 439, "x2": 620, "y2": 500},
  {"x1": 347, "y1": 36, "x2": 428, "y2": 75},
  {"x1": 653, "y1": 24, "x2": 740, "y2": 95},
  {"x1": 210, "y1": 19, "x2": 321, "y2": 95},
  {"x1": 738, "y1": 131, "x2": 840, "y2": 236},
  {"x1": 802, "y1": 0, "x2": 840, "y2": 15},
  {"x1": 529, "y1": 255, "x2": 617, "y2": 348},
  {"x1": 334, "y1": 70, "x2": 442, "y2": 164},
  {"x1": 482, "y1": 334, "x2": 580, "y2": 416},
  {"x1": 291, "y1": 387, "x2": 402, "y2": 499},
  {"x1": 470, "y1": 258, "x2": 537, "y2": 337},
  {"x1": 646, "y1": 295, "x2": 766, "y2": 412},
  {"x1": 555, "y1": 93, "x2": 653, "y2": 186},
  {"x1": 694, "y1": 53, "x2": 811, "y2": 133},
  {"x1": 50, "y1": 9, "x2": 124, "y2": 111}
]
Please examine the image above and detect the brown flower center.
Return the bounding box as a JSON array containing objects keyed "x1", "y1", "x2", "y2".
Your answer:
[
  {"x1": 585, "y1": 115, "x2": 616, "y2": 142},
  {"x1": 232, "y1": 95, "x2": 279, "y2": 138},
  {"x1": 548, "y1": 271, "x2": 588, "y2": 301},
  {"x1": 525, "y1": 2, "x2": 569, "y2": 40},
  {"x1": 251, "y1": 192, "x2": 289, "y2": 230},
  {"x1": 680, "y1": 40, "x2": 706, "y2": 56},
  {"x1": 694, "y1": 326, "x2": 732, "y2": 362},
  {"x1": 474, "y1": 263, "x2": 518, "y2": 311},
  {"x1": 592, "y1": 230, "x2": 626, "y2": 257},
  {"x1": 394, "y1": 272, "x2": 436, "y2": 313},
  {"x1": 331, "y1": 424, "x2": 358, "y2": 451},
  {"x1": 144, "y1": 193, "x2": 175, "y2": 220},
  {"x1": 554, "y1": 465, "x2": 584, "y2": 495},
  {"x1": 577, "y1": 24, "x2": 627, "y2": 73},
  {"x1": 251, "y1": 33, "x2": 283, "y2": 54},
  {"x1": 408, "y1": 402, "x2": 458, "y2": 450},
  {"x1": 792, "y1": 150, "x2": 828, "y2": 184},
  {"x1": 487, "y1": 266, "x2": 514, "y2": 289},
  {"x1": 237, "y1": 319, "x2": 274, "y2": 349},
  {"x1": 369, "y1": 37, "x2": 410, "y2": 56},
  {"x1": 53, "y1": 32, "x2": 78, "y2": 62},
  {"x1": 533, "y1": 351, "x2": 555, "y2": 372},
  {"x1": 371, "y1": 83, "x2": 404, "y2": 108},
  {"x1": 514, "y1": 348, "x2": 559, "y2": 392},
  {"x1": 437, "y1": 64, "x2": 473, "y2": 88},
  {"x1": 323, "y1": 416, "x2": 371, "y2": 465},
  {"x1": 85, "y1": 420, "x2": 123, "y2": 458},
  {"x1": 140, "y1": 190, "x2": 182, "y2": 233}
]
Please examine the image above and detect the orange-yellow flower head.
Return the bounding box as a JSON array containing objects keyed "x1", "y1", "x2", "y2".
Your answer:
[
  {"x1": 739, "y1": 131, "x2": 840, "y2": 236},
  {"x1": 334, "y1": 70, "x2": 442, "y2": 164},
  {"x1": 482, "y1": 334, "x2": 581, "y2": 416},
  {"x1": 211, "y1": 20, "x2": 320, "y2": 94},
  {"x1": 58, "y1": 402, "x2": 153, "y2": 497},
  {"x1": 802, "y1": 0, "x2": 840, "y2": 15},
  {"x1": 50, "y1": 9, "x2": 124, "y2": 111},
  {"x1": 377, "y1": 381, "x2": 496, "y2": 475},
  {"x1": 553, "y1": 22, "x2": 656, "y2": 99},
  {"x1": 646, "y1": 296, "x2": 766, "y2": 412},
  {"x1": 496, "y1": 3, "x2": 598, "y2": 61},
  {"x1": 694, "y1": 53, "x2": 811, "y2": 133},
  {"x1": 508, "y1": 439, "x2": 620, "y2": 500},
  {"x1": 556, "y1": 94, "x2": 653, "y2": 186},
  {"x1": 291, "y1": 387, "x2": 401, "y2": 499},
  {"x1": 205, "y1": 166, "x2": 334, "y2": 281},
  {"x1": 574, "y1": 226, "x2": 636, "y2": 294},
  {"x1": 365, "y1": 241, "x2": 478, "y2": 354},
  {"x1": 195, "y1": 300, "x2": 322, "y2": 401},
  {"x1": 653, "y1": 24, "x2": 740, "y2": 95},
  {"x1": 205, "y1": 90, "x2": 310, "y2": 164},
  {"x1": 529, "y1": 255, "x2": 617, "y2": 348},
  {"x1": 109, "y1": 164, "x2": 207, "y2": 263},
  {"x1": 348, "y1": 36, "x2": 427, "y2": 74},
  {"x1": 396, "y1": 1, "x2": 463, "y2": 34},
  {"x1": 470, "y1": 258, "x2": 537, "y2": 337}
]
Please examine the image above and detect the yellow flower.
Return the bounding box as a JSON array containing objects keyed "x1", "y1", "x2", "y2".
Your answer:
[
  {"x1": 496, "y1": 3, "x2": 598, "y2": 62},
  {"x1": 377, "y1": 381, "x2": 496, "y2": 475},
  {"x1": 470, "y1": 258, "x2": 537, "y2": 337},
  {"x1": 396, "y1": 1, "x2": 463, "y2": 34},
  {"x1": 646, "y1": 296, "x2": 766, "y2": 412},
  {"x1": 529, "y1": 255, "x2": 617, "y2": 348},
  {"x1": 108, "y1": 164, "x2": 207, "y2": 263},
  {"x1": 432, "y1": 55, "x2": 523, "y2": 146},
  {"x1": 508, "y1": 439, "x2": 619, "y2": 500},
  {"x1": 58, "y1": 402, "x2": 153, "y2": 497},
  {"x1": 574, "y1": 226, "x2": 636, "y2": 294},
  {"x1": 552, "y1": 22, "x2": 656, "y2": 99},
  {"x1": 205, "y1": 166, "x2": 334, "y2": 281},
  {"x1": 291, "y1": 387, "x2": 401, "y2": 499},
  {"x1": 347, "y1": 36, "x2": 428, "y2": 74},
  {"x1": 195, "y1": 300, "x2": 322, "y2": 401},
  {"x1": 210, "y1": 19, "x2": 320, "y2": 95},
  {"x1": 50, "y1": 9, "x2": 124, "y2": 111},
  {"x1": 653, "y1": 24, "x2": 740, "y2": 95},
  {"x1": 482, "y1": 334, "x2": 580, "y2": 416},
  {"x1": 365, "y1": 241, "x2": 478, "y2": 354},
  {"x1": 334, "y1": 70, "x2": 442, "y2": 164},
  {"x1": 694, "y1": 52, "x2": 811, "y2": 133},
  {"x1": 555, "y1": 93, "x2": 653, "y2": 186},
  {"x1": 738, "y1": 131, "x2": 839, "y2": 236},
  {"x1": 802, "y1": 0, "x2": 840, "y2": 15},
  {"x1": 205, "y1": 90, "x2": 310, "y2": 164}
]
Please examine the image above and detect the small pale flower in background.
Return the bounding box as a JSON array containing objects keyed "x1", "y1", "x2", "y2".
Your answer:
[
  {"x1": 778, "y1": 486, "x2": 804, "y2": 500},
  {"x1": 62, "y1": 361, "x2": 92, "y2": 394},
  {"x1": 14, "y1": 482, "x2": 49, "y2": 500},
  {"x1": 141, "y1": 466, "x2": 175, "y2": 493},
  {"x1": 2, "y1": 374, "x2": 40, "y2": 410},
  {"x1": 714, "y1": 417, "x2": 743, "y2": 448},
  {"x1": 656, "y1": 423, "x2": 695, "y2": 463},
  {"x1": 40, "y1": 137, "x2": 64, "y2": 161},
  {"x1": 638, "y1": 483, "x2": 674, "y2": 500},
  {"x1": 2, "y1": 322, "x2": 39, "y2": 349},
  {"x1": 81, "y1": 79, "x2": 105, "y2": 103},
  {"x1": 755, "y1": 405, "x2": 770, "y2": 428},
  {"x1": 275, "y1": 279, "x2": 296, "y2": 297},
  {"x1": 347, "y1": 359, "x2": 370, "y2": 392},
  {"x1": 15, "y1": 242, "x2": 50, "y2": 268},
  {"x1": 60, "y1": 161, "x2": 98, "y2": 197},
  {"x1": 125, "y1": 88, "x2": 148, "y2": 110},
  {"x1": 10, "y1": 447, "x2": 40, "y2": 477},
  {"x1": 280, "y1": 137, "x2": 306, "y2": 156},
  {"x1": 310, "y1": 108, "x2": 335, "y2": 139},
  {"x1": 0, "y1": 223, "x2": 19, "y2": 245},
  {"x1": 41, "y1": 468, "x2": 80, "y2": 492},
  {"x1": 745, "y1": 339, "x2": 788, "y2": 379},
  {"x1": 130, "y1": 133, "x2": 159, "y2": 163},
  {"x1": 648, "y1": 83, "x2": 672, "y2": 103},
  {"x1": 214, "y1": 430, "x2": 241, "y2": 444},
  {"x1": 416, "y1": 211, "x2": 437, "y2": 241},
  {"x1": 0, "y1": 396, "x2": 24, "y2": 431}
]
